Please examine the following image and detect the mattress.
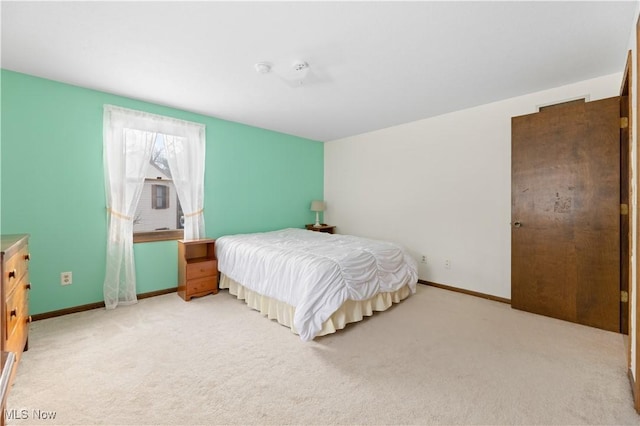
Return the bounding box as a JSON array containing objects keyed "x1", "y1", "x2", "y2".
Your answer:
[{"x1": 215, "y1": 228, "x2": 418, "y2": 341}]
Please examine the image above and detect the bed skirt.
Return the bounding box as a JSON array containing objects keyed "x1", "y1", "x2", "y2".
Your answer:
[{"x1": 219, "y1": 273, "x2": 412, "y2": 338}]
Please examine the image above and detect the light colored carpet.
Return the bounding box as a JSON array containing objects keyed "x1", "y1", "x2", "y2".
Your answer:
[{"x1": 5, "y1": 285, "x2": 640, "y2": 425}]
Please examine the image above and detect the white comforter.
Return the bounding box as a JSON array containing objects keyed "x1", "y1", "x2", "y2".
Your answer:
[{"x1": 215, "y1": 228, "x2": 418, "y2": 341}]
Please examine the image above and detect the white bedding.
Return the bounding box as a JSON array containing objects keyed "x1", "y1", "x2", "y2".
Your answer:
[{"x1": 215, "y1": 228, "x2": 418, "y2": 341}]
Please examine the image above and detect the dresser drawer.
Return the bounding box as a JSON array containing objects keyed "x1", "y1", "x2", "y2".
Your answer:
[
  {"x1": 3, "y1": 246, "x2": 29, "y2": 291},
  {"x1": 186, "y1": 260, "x2": 217, "y2": 280},
  {"x1": 5, "y1": 281, "x2": 27, "y2": 357}
]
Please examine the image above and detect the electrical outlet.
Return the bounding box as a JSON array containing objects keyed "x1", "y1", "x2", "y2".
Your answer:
[
  {"x1": 421, "y1": 255, "x2": 427, "y2": 264},
  {"x1": 444, "y1": 259, "x2": 451, "y2": 269},
  {"x1": 61, "y1": 271, "x2": 72, "y2": 286}
]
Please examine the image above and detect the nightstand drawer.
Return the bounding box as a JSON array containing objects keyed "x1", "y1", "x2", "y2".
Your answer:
[
  {"x1": 187, "y1": 276, "x2": 218, "y2": 295},
  {"x1": 186, "y1": 260, "x2": 217, "y2": 280}
]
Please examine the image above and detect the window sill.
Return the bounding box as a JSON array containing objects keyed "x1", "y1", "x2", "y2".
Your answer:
[{"x1": 134, "y1": 230, "x2": 184, "y2": 243}]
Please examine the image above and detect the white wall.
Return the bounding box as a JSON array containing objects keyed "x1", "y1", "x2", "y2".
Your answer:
[{"x1": 325, "y1": 73, "x2": 622, "y2": 299}]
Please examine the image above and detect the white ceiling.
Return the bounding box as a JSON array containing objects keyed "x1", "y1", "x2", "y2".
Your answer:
[{"x1": 1, "y1": 1, "x2": 637, "y2": 142}]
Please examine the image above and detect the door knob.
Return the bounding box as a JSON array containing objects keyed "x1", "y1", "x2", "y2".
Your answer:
[{"x1": 513, "y1": 221, "x2": 522, "y2": 228}]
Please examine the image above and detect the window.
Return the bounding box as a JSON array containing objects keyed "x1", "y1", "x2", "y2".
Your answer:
[
  {"x1": 152, "y1": 184, "x2": 169, "y2": 209},
  {"x1": 103, "y1": 104, "x2": 205, "y2": 309},
  {"x1": 133, "y1": 134, "x2": 184, "y2": 242}
]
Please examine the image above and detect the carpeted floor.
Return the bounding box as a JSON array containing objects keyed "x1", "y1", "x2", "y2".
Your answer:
[{"x1": 5, "y1": 285, "x2": 640, "y2": 425}]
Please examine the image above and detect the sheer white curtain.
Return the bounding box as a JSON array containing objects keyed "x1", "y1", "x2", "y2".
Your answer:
[
  {"x1": 103, "y1": 105, "x2": 206, "y2": 309},
  {"x1": 164, "y1": 133, "x2": 206, "y2": 239},
  {"x1": 103, "y1": 119, "x2": 156, "y2": 309}
]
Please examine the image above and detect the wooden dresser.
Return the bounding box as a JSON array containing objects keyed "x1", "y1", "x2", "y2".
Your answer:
[
  {"x1": 1, "y1": 234, "x2": 30, "y2": 361},
  {"x1": 177, "y1": 239, "x2": 218, "y2": 301},
  {"x1": 0, "y1": 234, "x2": 30, "y2": 423}
]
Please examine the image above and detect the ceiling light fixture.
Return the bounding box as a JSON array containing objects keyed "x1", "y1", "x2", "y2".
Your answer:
[
  {"x1": 292, "y1": 61, "x2": 309, "y2": 72},
  {"x1": 254, "y1": 62, "x2": 272, "y2": 74},
  {"x1": 291, "y1": 61, "x2": 310, "y2": 86},
  {"x1": 254, "y1": 60, "x2": 312, "y2": 87}
]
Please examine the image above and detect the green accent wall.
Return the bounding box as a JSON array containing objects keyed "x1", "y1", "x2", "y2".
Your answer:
[{"x1": 0, "y1": 70, "x2": 324, "y2": 315}]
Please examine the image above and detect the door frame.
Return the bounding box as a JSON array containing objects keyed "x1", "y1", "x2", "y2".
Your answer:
[
  {"x1": 634, "y1": 15, "x2": 640, "y2": 413},
  {"x1": 621, "y1": 51, "x2": 632, "y2": 338}
]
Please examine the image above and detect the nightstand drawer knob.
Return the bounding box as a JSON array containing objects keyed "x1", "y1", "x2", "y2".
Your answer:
[
  {"x1": 24, "y1": 253, "x2": 31, "y2": 261},
  {"x1": 8, "y1": 269, "x2": 16, "y2": 279},
  {"x1": 26, "y1": 283, "x2": 32, "y2": 290},
  {"x1": 10, "y1": 308, "x2": 17, "y2": 318}
]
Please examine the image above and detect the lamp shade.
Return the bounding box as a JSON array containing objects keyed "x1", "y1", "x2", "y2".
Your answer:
[{"x1": 310, "y1": 200, "x2": 326, "y2": 212}]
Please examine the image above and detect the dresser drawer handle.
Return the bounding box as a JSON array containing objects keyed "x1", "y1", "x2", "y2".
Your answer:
[
  {"x1": 24, "y1": 253, "x2": 31, "y2": 261},
  {"x1": 25, "y1": 283, "x2": 31, "y2": 290},
  {"x1": 8, "y1": 269, "x2": 16, "y2": 279},
  {"x1": 10, "y1": 308, "x2": 17, "y2": 318}
]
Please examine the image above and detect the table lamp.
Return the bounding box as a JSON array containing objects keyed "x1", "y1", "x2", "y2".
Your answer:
[{"x1": 310, "y1": 200, "x2": 326, "y2": 227}]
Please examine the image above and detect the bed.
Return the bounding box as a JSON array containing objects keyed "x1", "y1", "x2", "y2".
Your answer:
[{"x1": 215, "y1": 228, "x2": 418, "y2": 341}]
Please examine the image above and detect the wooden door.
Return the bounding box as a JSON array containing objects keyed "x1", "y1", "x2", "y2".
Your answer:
[{"x1": 511, "y1": 97, "x2": 620, "y2": 332}]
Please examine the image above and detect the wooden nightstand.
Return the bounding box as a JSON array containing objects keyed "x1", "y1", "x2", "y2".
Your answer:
[
  {"x1": 305, "y1": 224, "x2": 336, "y2": 234},
  {"x1": 177, "y1": 239, "x2": 218, "y2": 301}
]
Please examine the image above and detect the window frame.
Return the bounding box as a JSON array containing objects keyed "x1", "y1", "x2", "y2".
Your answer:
[
  {"x1": 133, "y1": 177, "x2": 184, "y2": 243},
  {"x1": 133, "y1": 229, "x2": 183, "y2": 243},
  {"x1": 151, "y1": 184, "x2": 170, "y2": 209},
  {"x1": 132, "y1": 139, "x2": 184, "y2": 244}
]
